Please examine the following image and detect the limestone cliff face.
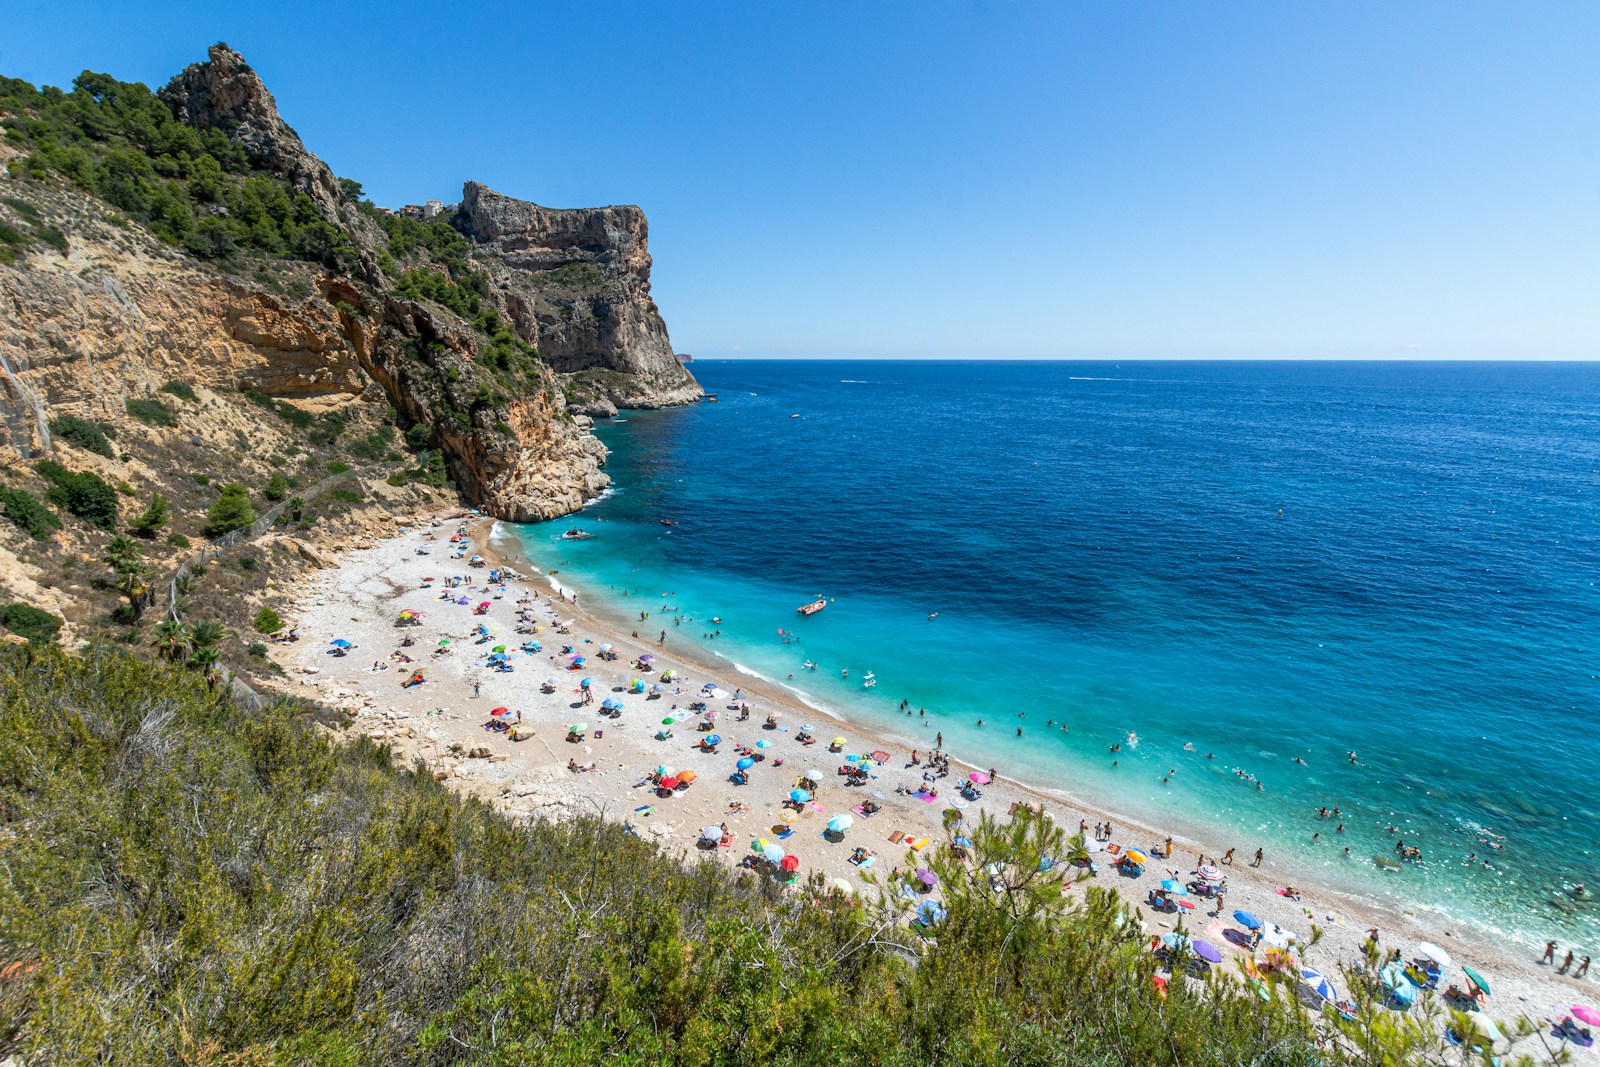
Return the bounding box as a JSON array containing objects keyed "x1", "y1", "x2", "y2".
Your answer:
[
  {"x1": 458, "y1": 182, "x2": 702, "y2": 412},
  {"x1": 0, "y1": 162, "x2": 607, "y2": 522},
  {"x1": 0, "y1": 43, "x2": 714, "y2": 524}
]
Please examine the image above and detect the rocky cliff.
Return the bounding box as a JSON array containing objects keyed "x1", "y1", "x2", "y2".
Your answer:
[
  {"x1": 0, "y1": 43, "x2": 698, "y2": 526},
  {"x1": 458, "y1": 182, "x2": 702, "y2": 414}
]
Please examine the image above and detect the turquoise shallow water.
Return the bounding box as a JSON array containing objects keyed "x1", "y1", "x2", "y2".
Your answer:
[{"x1": 510, "y1": 360, "x2": 1600, "y2": 949}]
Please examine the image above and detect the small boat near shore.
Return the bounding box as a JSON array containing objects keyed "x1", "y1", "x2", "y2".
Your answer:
[
  {"x1": 797, "y1": 599, "x2": 826, "y2": 616},
  {"x1": 561, "y1": 529, "x2": 595, "y2": 541}
]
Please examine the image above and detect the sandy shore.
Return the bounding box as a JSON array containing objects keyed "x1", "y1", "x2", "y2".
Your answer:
[{"x1": 273, "y1": 511, "x2": 1596, "y2": 1053}]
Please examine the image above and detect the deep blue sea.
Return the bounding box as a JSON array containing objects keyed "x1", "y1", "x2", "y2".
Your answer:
[{"x1": 509, "y1": 361, "x2": 1600, "y2": 948}]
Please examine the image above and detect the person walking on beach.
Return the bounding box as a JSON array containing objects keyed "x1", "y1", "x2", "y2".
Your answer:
[
  {"x1": 1560, "y1": 950, "x2": 1575, "y2": 974},
  {"x1": 659, "y1": 630, "x2": 666, "y2": 646},
  {"x1": 1543, "y1": 941, "x2": 1558, "y2": 964},
  {"x1": 1577, "y1": 955, "x2": 1590, "y2": 978},
  {"x1": 473, "y1": 681, "x2": 481, "y2": 699},
  {"x1": 1252, "y1": 848, "x2": 1264, "y2": 867},
  {"x1": 1222, "y1": 848, "x2": 1235, "y2": 865}
]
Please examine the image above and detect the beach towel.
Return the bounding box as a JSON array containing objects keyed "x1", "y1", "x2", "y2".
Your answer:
[
  {"x1": 854, "y1": 855, "x2": 875, "y2": 869},
  {"x1": 850, "y1": 805, "x2": 866, "y2": 816},
  {"x1": 633, "y1": 805, "x2": 657, "y2": 817},
  {"x1": 775, "y1": 828, "x2": 794, "y2": 840},
  {"x1": 889, "y1": 830, "x2": 905, "y2": 844},
  {"x1": 916, "y1": 792, "x2": 938, "y2": 804},
  {"x1": 909, "y1": 837, "x2": 930, "y2": 851}
]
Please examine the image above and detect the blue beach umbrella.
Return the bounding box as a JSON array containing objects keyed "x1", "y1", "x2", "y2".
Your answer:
[
  {"x1": 789, "y1": 788, "x2": 812, "y2": 803},
  {"x1": 1233, "y1": 910, "x2": 1263, "y2": 930},
  {"x1": 580, "y1": 678, "x2": 593, "y2": 687},
  {"x1": 601, "y1": 697, "x2": 623, "y2": 710},
  {"x1": 1160, "y1": 879, "x2": 1188, "y2": 895},
  {"x1": 1300, "y1": 968, "x2": 1336, "y2": 1002},
  {"x1": 736, "y1": 757, "x2": 755, "y2": 770},
  {"x1": 755, "y1": 739, "x2": 773, "y2": 749},
  {"x1": 703, "y1": 733, "x2": 721, "y2": 745},
  {"x1": 330, "y1": 639, "x2": 352, "y2": 648}
]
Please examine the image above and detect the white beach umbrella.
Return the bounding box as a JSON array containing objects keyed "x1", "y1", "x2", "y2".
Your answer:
[{"x1": 1417, "y1": 942, "x2": 1454, "y2": 969}]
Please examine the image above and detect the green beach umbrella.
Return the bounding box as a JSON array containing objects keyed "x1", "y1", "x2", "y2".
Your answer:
[
  {"x1": 492, "y1": 644, "x2": 507, "y2": 653},
  {"x1": 662, "y1": 716, "x2": 677, "y2": 725},
  {"x1": 1462, "y1": 966, "x2": 1490, "y2": 995},
  {"x1": 438, "y1": 639, "x2": 450, "y2": 646}
]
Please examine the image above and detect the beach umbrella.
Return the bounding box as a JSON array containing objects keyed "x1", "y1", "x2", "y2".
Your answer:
[
  {"x1": 968, "y1": 771, "x2": 991, "y2": 785},
  {"x1": 490, "y1": 706, "x2": 511, "y2": 717},
  {"x1": 1470, "y1": 1015, "x2": 1502, "y2": 1042},
  {"x1": 330, "y1": 638, "x2": 352, "y2": 648},
  {"x1": 1160, "y1": 932, "x2": 1190, "y2": 951},
  {"x1": 954, "y1": 835, "x2": 974, "y2": 848},
  {"x1": 438, "y1": 639, "x2": 451, "y2": 646},
  {"x1": 1416, "y1": 942, "x2": 1453, "y2": 969},
  {"x1": 573, "y1": 656, "x2": 587, "y2": 666},
  {"x1": 736, "y1": 757, "x2": 755, "y2": 770},
  {"x1": 915, "y1": 868, "x2": 938, "y2": 887},
  {"x1": 599, "y1": 644, "x2": 613, "y2": 653},
  {"x1": 661, "y1": 670, "x2": 677, "y2": 680},
  {"x1": 490, "y1": 644, "x2": 506, "y2": 653},
  {"x1": 831, "y1": 737, "x2": 847, "y2": 746},
  {"x1": 780, "y1": 855, "x2": 800, "y2": 872},
  {"x1": 661, "y1": 716, "x2": 677, "y2": 726},
  {"x1": 678, "y1": 770, "x2": 697, "y2": 783},
  {"x1": 762, "y1": 843, "x2": 785, "y2": 864},
  {"x1": 1160, "y1": 879, "x2": 1188, "y2": 895},
  {"x1": 579, "y1": 678, "x2": 593, "y2": 688},
  {"x1": 568, "y1": 722, "x2": 587, "y2": 733},
  {"x1": 828, "y1": 814, "x2": 854, "y2": 832},
  {"x1": 1233, "y1": 910, "x2": 1263, "y2": 930},
  {"x1": 656, "y1": 765, "x2": 677, "y2": 778},
  {"x1": 700, "y1": 825, "x2": 722, "y2": 842},
  {"x1": 803, "y1": 768, "x2": 824, "y2": 782},
  {"x1": 1571, "y1": 1006, "x2": 1600, "y2": 1027},
  {"x1": 1124, "y1": 849, "x2": 1148, "y2": 864},
  {"x1": 1462, "y1": 966, "x2": 1491, "y2": 996},
  {"x1": 1197, "y1": 865, "x2": 1222, "y2": 881},
  {"x1": 702, "y1": 733, "x2": 721, "y2": 745},
  {"x1": 755, "y1": 739, "x2": 773, "y2": 749},
  {"x1": 659, "y1": 776, "x2": 680, "y2": 789},
  {"x1": 601, "y1": 697, "x2": 624, "y2": 710},
  {"x1": 789, "y1": 788, "x2": 812, "y2": 803},
  {"x1": 800, "y1": 723, "x2": 815, "y2": 732},
  {"x1": 1192, "y1": 940, "x2": 1223, "y2": 964},
  {"x1": 832, "y1": 877, "x2": 855, "y2": 894},
  {"x1": 1300, "y1": 968, "x2": 1336, "y2": 1002},
  {"x1": 1173, "y1": 899, "x2": 1197, "y2": 911},
  {"x1": 638, "y1": 653, "x2": 654, "y2": 662}
]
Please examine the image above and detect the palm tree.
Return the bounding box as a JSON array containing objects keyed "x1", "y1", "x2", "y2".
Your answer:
[
  {"x1": 151, "y1": 619, "x2": 191, "y2": 662},
  {"x1": 103, "y1": 535, "x2": 151, "y2": 620},
  {"x1": 187, "y1": 645, "x2": 221, "y2": 683},
  {"x1": 189, "y1": 621, "x2": 230, "y2": 649}
]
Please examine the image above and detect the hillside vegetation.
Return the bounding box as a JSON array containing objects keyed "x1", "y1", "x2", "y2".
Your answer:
[{"x1": 0, "y1": 646, "x2": 1360, "y2": 1066}]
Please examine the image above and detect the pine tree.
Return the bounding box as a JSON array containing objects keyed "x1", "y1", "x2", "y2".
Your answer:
[
  {"x1": 202, "y1": 483, "x2": 256, "y2": 537},
  {"x1": 129, "y1": 492, "x2": 168, "y2": 537}
]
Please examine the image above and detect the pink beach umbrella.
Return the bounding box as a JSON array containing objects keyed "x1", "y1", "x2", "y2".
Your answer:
[
  {"x1": 1573, "y1": 1005, "x2": 1600, "y2": 1027},
  {"x1": 968, "y1": 772, "x2": 991, "y2": 785}
]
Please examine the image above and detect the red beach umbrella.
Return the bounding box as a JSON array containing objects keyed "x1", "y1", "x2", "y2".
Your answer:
[{"x1": 780, "y1": 855, "x2": 800, "y2": 871}]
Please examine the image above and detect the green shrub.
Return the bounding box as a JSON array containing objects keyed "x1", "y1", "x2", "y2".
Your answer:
[
  {"x1": 166, "y1": 531, "x2": 191, "y2": 549},
  {"x1": 246, "y1": 641, "x2": 268, "y2": 659},
  {"x1": 34, "y1": 461, "x2": 117, "y2": 530},
  {"x1": 202, "y1": 482, "x2": 256, "y2": 537},
  {"x1": 325, "y1": 460, "x2": 351, "y2": 475},
  {"x1": 263, "y1": 471, "x2": 289, "y2": 502},
  {"x1": 192, "y1": 473, "x2": 209, "y2": 485},
  {"x1": 0, "y1": 486, "x2": 61, "y2": 540},
  {"x1": 159, "y1": 380, "x2": 198, "y2": 402},
  {"x1": 48, "y1": 414, "x2": 115, "y2": 457},
  {"x1": 253, "y1": 606, "x2": 283, "y2": 634},
  {"x1": 129, "y1": 492, "x2": 168, "y2": 537},
  {"x1": 0, "y1": 602, "x2": 62, "y2": 644},
  {"x1": 125, "y1": 397, "x2": 176, "y2": 427}
]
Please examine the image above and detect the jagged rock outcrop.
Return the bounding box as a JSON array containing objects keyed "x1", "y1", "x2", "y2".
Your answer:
[
  {"x1": 0, "y1": 43, "x2": 706, "y2": 524},
  {"x1": 458, "y1": 182, "x2": 702, "y2": 409}
]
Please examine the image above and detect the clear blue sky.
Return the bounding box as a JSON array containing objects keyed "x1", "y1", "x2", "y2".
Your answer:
[{"x1": 7, "y1": 2, "x2": 1598, "y2": 359}]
